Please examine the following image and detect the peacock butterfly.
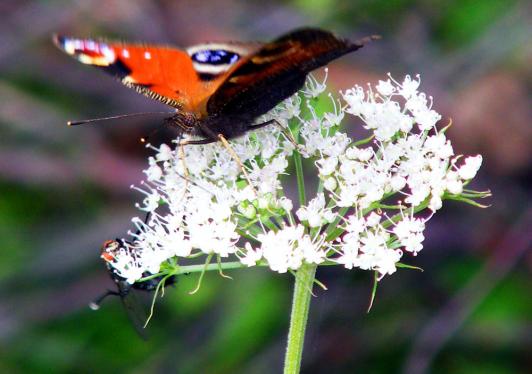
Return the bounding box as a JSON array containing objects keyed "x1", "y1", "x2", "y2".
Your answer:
[{"x1": 54, "y1": 28, "x2": 377, "y2": 144}]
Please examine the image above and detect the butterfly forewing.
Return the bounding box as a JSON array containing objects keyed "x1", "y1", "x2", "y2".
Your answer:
[{"x1": 53, "y1": 36, "x2": 258, "y2": 115}]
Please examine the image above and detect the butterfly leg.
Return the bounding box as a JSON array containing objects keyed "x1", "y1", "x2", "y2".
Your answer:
[
  {"x1": 247, "y1": 119, "x2": 276, "y2": 131},
  {"x1": 177, "y1": 141, "x2": 191, "y2": 201},
  {"x1": 178, "y1": 137, "x2": 218, "y2": 145},
  {"x1": 249, "y1": 119, "x2": 301, "y2": 150},
  {"x1": 183, "y1": 123, "x2": 258, "y2": 197},
  {"x1": 216, "y1": 134, "x2": 258, "y2": 197}
]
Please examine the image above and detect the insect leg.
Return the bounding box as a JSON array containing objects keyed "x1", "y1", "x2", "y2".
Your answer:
[
  {"x1": 178, "y1": 137, "x2": 218, "y2": 145},
  {"x1": 248, "y1": 119, "x2": 300, "y2": 150},
  {"x1": 176, "y1": 141, "x2": 191, "y2": 201},
  {"x1": 180, "y1": 124, "x2": 258, "y2": 196},
  {"x1": 89, "y1": 289, "x2": 120, "y2": 310},
  {"x1": 246, "y1": 119, "x2": 276, "y2": 131},
  {"x1": 216, "y1": 133, "x2": 258, "y2": 197}
]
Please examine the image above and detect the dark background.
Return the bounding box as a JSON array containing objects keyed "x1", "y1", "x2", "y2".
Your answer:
[{"x1": 0, "y1": 0, "x2": 530, "y2": 373}]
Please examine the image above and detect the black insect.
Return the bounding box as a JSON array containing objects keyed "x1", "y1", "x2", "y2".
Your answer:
[{"x1": 91, "y1": 237, "x2": 177, "y2": 339}]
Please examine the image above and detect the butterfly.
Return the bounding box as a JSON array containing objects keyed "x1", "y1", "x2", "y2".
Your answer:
[{"x1": 54, "y1": 28, "x2": 377, "y2": 144}]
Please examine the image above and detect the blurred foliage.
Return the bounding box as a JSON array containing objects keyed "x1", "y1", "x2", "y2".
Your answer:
[
  {"x1": 0, "y1": 0, "x2": 530, "y2": 373},
  {"x1": 293, "y1": 0, "x2": 518, "y2": 49}
]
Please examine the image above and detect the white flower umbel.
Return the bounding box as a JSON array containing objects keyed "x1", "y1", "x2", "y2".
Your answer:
[{"x1": 107, "y1": 73, "x2": 489, "y2": 285}]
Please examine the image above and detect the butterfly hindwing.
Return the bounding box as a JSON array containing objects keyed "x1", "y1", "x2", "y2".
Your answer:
[
  {"x1": 206, "y1": 28, "x2": 364, "y2": 118},
  {"x1": 53, "y1": 35, "x2": 259, "y2": 115}
]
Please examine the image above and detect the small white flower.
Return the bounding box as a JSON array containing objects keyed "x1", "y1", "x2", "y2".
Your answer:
[
  {"x1": 323, "y1": 176, "x2": 337, "y2": 191},
  {"x1": 373, "y1": 248, "x2": 402, "y2": 277},
  {"x1": 316, "y1": 156, "x2": 338, "y2": 176},
  {"x1": 445, "y1": 170, "x2": 463, "y2": 195},
  {"x1": 425, "y1": 134, "x2": 454, "y2": 159},
  {"x1": 145, "y1": 162, "x2": 163, "y2": 181},
  {"x1": 303, "y1": 68, "x2": 328, "y2": 98},
  {"x1": 376, "y1": 79, "x2": 395, "y2": 96},
  {"x1": 279, "y1": 95, "x2": 302, "y2": 119},
  {"x1": 279, "y1": 197, "x2": 293, "y2": 213},
  {"x1": 239, "y1": 243, "x2": 263, "y2": 267},
  {"x1": 156, "y1": 143, "x2": 173, "y2": 161},
  {"x1": 336, "y1": 245, "x2": 359, "y2": 269},
  {"x1": 458, "y1": 155, "x2": 482, "y2": 180},
  {"x1": 355, "y1": 147, "x2": 374, "y2": 162},
  {"x1": 366, "y1": 212, "x2": 382, "y2": 227},
  {"x1": 342, "y1": 86, "x2": 366, "y2": 116},
  {"x1": 399, "y1": 75, "x2": 420, "y2": 98},
  {"x1": 165, "y1": 229, "x2": 192, "y2": 257},
  {"x1": 300, "y1": 235, "x2": 327, "y2": 264},
  {"x1": 390, "y1": 175, "x2": 407, "y2": 191},
  {"x1": 393, "y1": 216, "x2": 426, "y2": 254},
  {"x1": 296, "y1": 193, "x2": 335, "y2": 228},
  {"x1": 429, "y1": 195, "x2": 443, "y2": 211},
  {"x1": 134, "y1": 188, "x2": 160, "y2": 212},
  {"x1": 259, "y1": 225, "x2": 305, "y2": 273}
]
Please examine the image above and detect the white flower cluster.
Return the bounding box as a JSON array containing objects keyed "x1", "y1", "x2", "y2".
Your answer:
[{"x1": 108, "y1": 73, "x2": 484, "y2": 283}]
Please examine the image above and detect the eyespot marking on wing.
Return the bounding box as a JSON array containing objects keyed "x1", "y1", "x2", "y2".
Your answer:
[
  {"x1": 191, "y1": 50, "x2": 239, "y2": 65},
  {"x1": 186, "y1": 43, "x2": 245, "y2": 76}
]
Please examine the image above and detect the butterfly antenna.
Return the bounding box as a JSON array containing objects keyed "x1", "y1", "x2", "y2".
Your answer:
[
  {"x1": 67, "y1": 112, "x2": 172, "y2": 126},
  {"x1": 353, "y1": 34, "x2": 382, "y2": 47}
]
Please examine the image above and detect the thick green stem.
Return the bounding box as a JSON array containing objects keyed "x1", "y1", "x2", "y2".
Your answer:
[
  {"x1": 282, "y1": 125, "x2": 315, "y2": 373},
  {"x1": 283, "y1": 263, "x2": 317, "y2": 374}
]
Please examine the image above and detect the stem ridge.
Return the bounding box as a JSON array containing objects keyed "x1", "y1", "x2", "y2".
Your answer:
[{"x1": 283, "y1": 263, "x2": 317, "y2": 374}]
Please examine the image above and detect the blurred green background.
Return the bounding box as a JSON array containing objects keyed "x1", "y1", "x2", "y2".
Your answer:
[{"x1": 0, "y1": 0, "x2": 530, "y2": 373}]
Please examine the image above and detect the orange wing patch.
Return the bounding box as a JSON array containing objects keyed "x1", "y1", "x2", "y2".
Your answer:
[
  {"x1": 113, "y1": 45, "x2": 222, "y2": 114},
  {"x1": 54, "y1": 36, "x2": 228, "y2": 116}
]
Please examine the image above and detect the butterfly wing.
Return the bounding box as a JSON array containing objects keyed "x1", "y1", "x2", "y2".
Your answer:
[
  {"x1": 206, "y1": 28, "x2": 370, "y2": 118},
  {"x1": 53, "y1": 35, "x2": 260, "y2": 116}
]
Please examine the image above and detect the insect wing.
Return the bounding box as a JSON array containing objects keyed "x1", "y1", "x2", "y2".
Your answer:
[
  {"x1": 206, "y1": 28, "x2": 364, "y2": 118},
  {"x1": 53, "y1": 35, "x2": 259, "y2": 115},
  {"x1": 117, "y1": 282, "x2": 149, "y2": 340}
]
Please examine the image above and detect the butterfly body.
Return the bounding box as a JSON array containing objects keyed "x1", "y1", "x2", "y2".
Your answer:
[{"x1": 54, "y1": 28, "x2": 377, "y2": 142}]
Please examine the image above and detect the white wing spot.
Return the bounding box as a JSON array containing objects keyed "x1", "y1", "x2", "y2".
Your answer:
[
  {"x1": 122, "y1": 49, "x2": 130, "y2": 58},
  {"x1": 144, "y1": 51, "x2": 151, "y2": 60}
]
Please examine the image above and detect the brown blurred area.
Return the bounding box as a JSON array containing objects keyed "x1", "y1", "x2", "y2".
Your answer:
[{"x1": 0, "y1": 1, "x2": 530, "y2": 373}]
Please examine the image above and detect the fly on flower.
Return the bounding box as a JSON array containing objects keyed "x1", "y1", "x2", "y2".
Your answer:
[{"x1": 90, "y1": 238, "x2": 177, "y2": 339}]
